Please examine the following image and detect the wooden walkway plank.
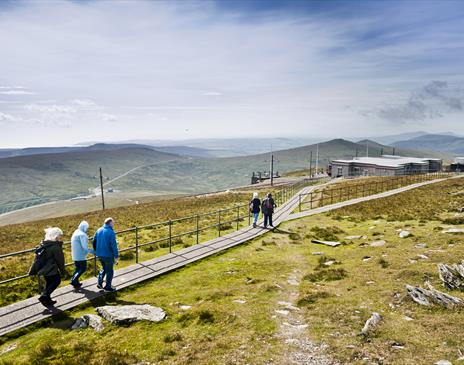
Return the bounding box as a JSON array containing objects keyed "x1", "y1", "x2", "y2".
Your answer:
[{"x1": 0, "y1": 184, "x2": 316, "y2": 336}]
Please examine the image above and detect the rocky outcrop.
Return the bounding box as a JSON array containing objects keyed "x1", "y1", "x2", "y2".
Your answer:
[
  {"x1": 96, "y1": 304, "x2": 166, "y2": 325},
  {"x1": 406, "y1": 283, "x2": 462, "y2": 309},
  {"x1": 361, "y1": 312, "x2": 381, "y2": 336},
  {"x1": 438, "y1": 262, "x2": 464, "y2": 290}
]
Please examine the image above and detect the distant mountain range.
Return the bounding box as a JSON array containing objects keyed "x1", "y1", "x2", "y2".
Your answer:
[
  {"x1": 391, "y1": 134, "x2": 464, "y2": 155},
  {"x1": 0, "y1": 137, "x2": 451, "y2": 213}
]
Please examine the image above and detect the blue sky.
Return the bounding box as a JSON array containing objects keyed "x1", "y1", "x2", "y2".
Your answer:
[{"x1": 0, "y1": 0, "x2": 463, "y2": 147}]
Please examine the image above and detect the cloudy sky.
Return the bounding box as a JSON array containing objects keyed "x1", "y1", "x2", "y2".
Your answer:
[{"x1": 0, "y1": 0, "x2": 463, "y2": 147}]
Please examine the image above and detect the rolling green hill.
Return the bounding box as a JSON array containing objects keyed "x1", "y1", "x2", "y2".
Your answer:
[{"x1": 0, "y1": 139, "x2": 451, "y2": 213}]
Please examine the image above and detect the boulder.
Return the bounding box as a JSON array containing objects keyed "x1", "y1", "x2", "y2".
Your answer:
[
  {"x1": 361, "y1": 312, "x2": 381, "y2": 335},
  {"x1": 415, "y1": 243, "x2": 428, "y2": 249},
  {"x1": 96, "y1": 305, "x2": 166, "y2": 325},
  {"x1": 71, "y1": 314, "x2": 104, "y2": 332},
  {"x1": 438, "y1": 262, "x2": 464, "y2": 290},
  {"x1": 311, "y1": 239, "x2": 341, "y2": 247},
  {"x1": 406, "y1": 283, "x2": 462, "y2": 309}
]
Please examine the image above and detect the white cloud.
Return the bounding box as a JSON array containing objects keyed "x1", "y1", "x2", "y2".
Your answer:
[
  {"x1": 70, "y1": 99, "x2": 97, "y2": 107},
  {"x1": 24, "y1": 104, "x2": 76, "y2": 113},
  {"x1": 102, "y1": 113, "x2": 117, "y2": 122},
  {"x1": 0, "y1": 111, "x2": 20, "y2": 123},
  {"x1": 0, "y1": 90, "x2": 35, "y2": 95},
  {"x1": 203, "y1": 91, "x2": 222, "y2": 96}
]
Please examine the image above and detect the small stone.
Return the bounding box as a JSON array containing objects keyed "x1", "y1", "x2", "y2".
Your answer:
[
  {"x1": 362, "y1": 256, "x2": 372, "y2": 262},
  {"x1": 415, "y1": 243, "x2": 428, "y2": 248},
  {"x1": 311, "y1": 252, "x2": 325, "y2": 255},
  {"x1": 0, "y1": 343, "x2": 17, "y2": 355},
  {"x1": 274, "y1": 309, "x2": 290, "y2": 316},
  {"x1": 287, "y1": 278, "x2": 300, "y2": 286},
  {"x1": 403, "y1": 316, "x2": 414, "y2": 321},
  {"x1": 233, "y1": 299, "x2": 247, "y2": 304},
  {"x1": 361, "y1": 312, "x2": 381, "y2": 335},
  {"x1": 370, "y1": 240, "x2": 386, "y2": 247},
  {"x1": 399, "y1": 230, "x2": 411, "y2": 238},
  {"x1": 324, "y1": 260, "x2": 336, "y2": 266},
  {"x1": 71, "y1": 314, "x2": 104, "y2": 332},
  {"x1": 179, "y1": 305, "x2": 192, "y2": 310},
  {"x1": 346, "y1": 344, "x2": 356, "y2": 349},
  {"x1": 443, "y1": 228, "x2": 464, "y2": 234},
  {"x1": 345, "y1": 235, "x2": 363, "y2": 240},
  {"x1": 417, "y1": 254, "x2": 429, "y2": 260},
  {"x1": 366, "y1": 281, "x2": 375, "y2": 285},
  {"x1": 435, "y1": 361, "x2": 453, "y2": 365}
]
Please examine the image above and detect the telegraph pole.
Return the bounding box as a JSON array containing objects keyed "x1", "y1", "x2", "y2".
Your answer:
[
  {"x1": 309, "y1": 150, "x2": 313, "y2": 178},
  {"x1": 315, "y1": 144, "x2": 319, "y2": 175},
  {"x1": 99, "y1": 167, "x2": 105, "y2": 210},
  {"x1": 270, "y1": 154, "x2": 274, "y2": 186}
]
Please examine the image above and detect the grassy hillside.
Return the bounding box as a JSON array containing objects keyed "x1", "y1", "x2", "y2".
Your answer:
[
  {"x1": 0, "y1": 138, "x2": 452, "y2": 214},
  {"x1": 1, "y1": 178, "x2": 464, "y2": 364}
]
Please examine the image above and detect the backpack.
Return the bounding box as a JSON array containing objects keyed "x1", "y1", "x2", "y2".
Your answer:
[
  {"x1": 264, "y1": 198, "x2": 272, "y2": 210},
  {"x1": 28, "y1": 244, "x2": 48, "y2": 276}
]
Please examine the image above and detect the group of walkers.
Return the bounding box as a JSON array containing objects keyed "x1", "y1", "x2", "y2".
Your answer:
[
  {"x1": 29, "y1": 193, "x2": 278, "y2": 307},
  {"x1": 29, "y1": 217, "x2": 119, "y2": 307},
  {"x1": 250, "y1": 192, "x2": 276, "y2": 228}
]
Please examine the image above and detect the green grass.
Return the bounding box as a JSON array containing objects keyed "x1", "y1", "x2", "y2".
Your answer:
[{"x1": 2, "y1": 176, "x2": 464, "y2": 364}]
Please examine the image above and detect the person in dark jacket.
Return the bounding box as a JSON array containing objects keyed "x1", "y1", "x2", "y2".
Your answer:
[
  {"x1": 261, "y1": 193, "x2": 276, "y2": 228},
  {"x1": 93, "y1": 217, "x2": 119, "y2": 292},
  {"x1": 250, "y1": 192, "x2": 261, "y2": 228},
  {"x1": 38, "y1": 227, "x2": 66, "y2": 307}
]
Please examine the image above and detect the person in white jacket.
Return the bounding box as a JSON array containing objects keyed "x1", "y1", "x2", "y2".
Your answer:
[{"x1": 70, "y1": 221, "x2": 93, "y2": 289}]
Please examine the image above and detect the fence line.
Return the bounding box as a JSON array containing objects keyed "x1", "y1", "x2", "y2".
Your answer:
[
  {"x1": 0, "y1": 177, "x2": 323, "y2": 288},
  {"x1": 298, "y1": 172, "x2": 454, "y2": 213}
]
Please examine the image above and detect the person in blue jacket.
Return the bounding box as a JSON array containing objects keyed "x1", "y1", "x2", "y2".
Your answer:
[
  {"x1": 70, "y1": 221, "x2": 94, "y2": 289},
  {"x1": 93, "y1": 217, "x2": 119, "y2": 292}
]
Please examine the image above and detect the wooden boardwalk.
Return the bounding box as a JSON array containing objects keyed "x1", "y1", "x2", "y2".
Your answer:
[
  {"x1": 0, "y1": 184, "x2": 316, "y2": 336},
  {"x1": 1, "y1": 175, "x2": 460, "y2": 336}
]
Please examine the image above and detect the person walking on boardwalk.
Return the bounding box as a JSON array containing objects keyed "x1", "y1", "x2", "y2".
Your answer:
[
  {"x1": 70, "y1": 220, "x2": 93, "y2": 289},
  {"x1": 93, "y1": 217, "x2": 119, "y2": 292},
  {"x1": 32, "y1": 227, "x2": 66, "y2": 307},
  {"x1": 262, "y1": 193, "x2": 276, "y2": 228},
  {"x1": 250, "y1": 192, "x2": 261, "y2": 228}
]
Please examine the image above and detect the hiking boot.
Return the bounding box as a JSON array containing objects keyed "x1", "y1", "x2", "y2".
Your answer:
[
  {"x1": 38, "y1": 296, "x2": 55, "y2": 307},
  {"x1": 97, "y1": 283, "x2": 104, "y2": 290},
  {"x1": 71, "y1": 281, "x2": 82, "y2": 289},
  {"x1": 103, "y1": 286, "x2": 116, "y2": 292},
  {"x1": 253, "y1": 223, "x2": 257, "y2": 228}
]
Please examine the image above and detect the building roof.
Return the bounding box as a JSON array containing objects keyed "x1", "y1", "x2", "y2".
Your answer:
[{"x1": 331, "y1": 156, "x2": 441, "y2": 169}]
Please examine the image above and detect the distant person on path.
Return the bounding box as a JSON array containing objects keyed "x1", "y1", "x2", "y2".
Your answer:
[
  {"x1": 262, "y1": 193, "x2": 276, "y2": 228},
  {"x1": 93, "y1": 217, "x2": 119, "y2": 292},
  {"x1": 249, "y1": 192, "x2": 261, "y2": 228},
  {"x1": 33, "y1": 227, "x2": 66, "y2": 307},
  {"x1": 70, "y1": 220, "x2": 93, "y2": 289}
]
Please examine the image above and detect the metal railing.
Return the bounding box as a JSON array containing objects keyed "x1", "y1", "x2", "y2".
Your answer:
[
  {"x1": 298, "y1": 172, "x2": 454, "y2": 212},
  {"x1": 0, "y1": 177, "x2": 321, "y2": 288}
]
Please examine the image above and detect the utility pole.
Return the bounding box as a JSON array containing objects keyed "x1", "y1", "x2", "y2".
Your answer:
[
  {"x1": 366, "y1": 142, "x2": 369, "y2": 157},
  {"x1": 270, "y1": 154, "x2": 274, "y2": 186},
  {"x1": 315, "y1": 144, "x2": 319, "y2": 175},
  {"x1": 99, "y1": 167, "x2": 105, "y2": 210},
  {"x1": 309, "y1": 150, "x2": 313, "y2": 178}
]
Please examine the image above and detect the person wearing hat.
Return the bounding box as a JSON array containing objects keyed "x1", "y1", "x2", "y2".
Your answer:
[
  {"x1": 261, "y1": 193, "x2": 276, "y2": 228},
  {"x1": 249, "y1": 192, "x2": 261, "y2": 228},
  {"x1": 93, "y1": 217, "x2": 119, "y2": 292}
]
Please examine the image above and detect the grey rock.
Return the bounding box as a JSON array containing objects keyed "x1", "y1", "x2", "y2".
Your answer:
[
  {"x1": 370, "y1": 240, "x2": 386, "y2": 247},
  {"x1": 443, "y1": 228, "x2": 464, "y2": 234},
  {"x1": 361, "y1": 312, "x2": 381, "y2": 335},
  {"x1": 96, "y1": 304, "x2": 166, "y2": 325},
  {"x1": 399, "y1": 230, "x2": 411, "y2": 238},
  {"x1": 435, "y1": 361, "x2": 453, "y2": 365},
  {"x1": 415, "y1": 243, "x2": 428, "y2": 248},
  {"x1": 71, "y1": 314, "x2": 104, "y2": 332}
]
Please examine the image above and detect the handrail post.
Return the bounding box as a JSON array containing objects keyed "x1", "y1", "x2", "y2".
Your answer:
[
  {"x1": 218, "y1": 210, "x2": 221, "y2": 237},
  {"x1": 196, "y1": 214, "x2": 199, "y2": 245},
  {"x1": 248, "y1": 205, "x2": 251, "y2": 226},
  {"x1": 93, "y1": 253, "x2": 97, "y2": 277},
  {"x1": 310, "y1": 192, "x2": 313, "y2": 209},
  {"x1": 299, "y1": 194, "x2": 301, "y2": 212},
  {"x1": 168, "y1": 220, "x2": 172, "y2": 253},
  {"x1": 135, "y1": 226, "x2": 139, "y2": 264},
  {"x1": 236, "y1": 205, "x2": 240, "y2": 230}
]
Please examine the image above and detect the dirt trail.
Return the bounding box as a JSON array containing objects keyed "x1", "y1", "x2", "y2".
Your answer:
[{"x1": 272, "y1": 267, "x2": 337, "y2": 365}]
